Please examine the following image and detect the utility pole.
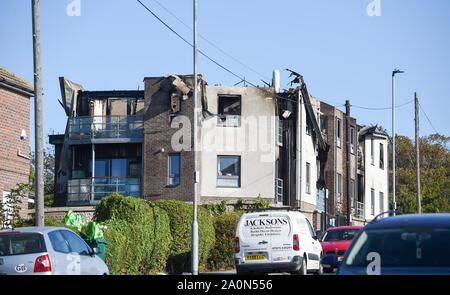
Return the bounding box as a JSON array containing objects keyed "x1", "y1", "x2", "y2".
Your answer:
[
  {"x1": 32, "y1": 0, "x2": 44, "y2": 227},
  {"x1": 415, "y1": 92, "x2": 421, "y2": 214},
  {"x1": 391, "y1": 69, "x2": 404, "y2": 214},
  {"x1": 345, "y1": 100, "x2": 351, "y2": 225},
  {"x1": 191, "y1": 0, "x2": 199, "y2": 276}
]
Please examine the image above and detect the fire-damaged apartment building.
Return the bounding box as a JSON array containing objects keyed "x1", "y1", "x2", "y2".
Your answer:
[{"x1": 49, "y1": 70, "x2": 388, "y2": 229}]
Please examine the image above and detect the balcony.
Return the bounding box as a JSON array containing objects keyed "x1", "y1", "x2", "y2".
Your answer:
[
  {"x1": 67, "y1": 177, "x2": 141, "y2": 205},
  {"x1": 68, "y1": 115, "x2": 144, "y2": 144}
]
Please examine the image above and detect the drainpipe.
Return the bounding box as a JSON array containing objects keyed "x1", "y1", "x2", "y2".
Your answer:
[
  {"x1": 297, "y1": 90, "x2": 303, "y2": 209},
  {"x1": 91, "y1": 144, "x2": 95, "y2": 203},
  {"x1": 345, "y1": 100, "x2": 351, "y2": 226}
]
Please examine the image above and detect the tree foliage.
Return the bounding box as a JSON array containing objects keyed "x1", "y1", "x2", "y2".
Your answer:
[{"x1": 394, "y1": 134, "x2": 450, "y2": 213}]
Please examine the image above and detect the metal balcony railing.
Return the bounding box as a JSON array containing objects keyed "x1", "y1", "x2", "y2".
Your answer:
[
  {"x1": 68, "y1": 115, "x2": 144, "y2": 141},
  {"x1": 67, "y1": 177, "x2": 141, "y2": 205},
  {"x1": 355, "y1": 201, "x2": 364, "y2": 219}
]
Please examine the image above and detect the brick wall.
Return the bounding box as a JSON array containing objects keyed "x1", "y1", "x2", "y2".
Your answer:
[
  {"x1": 0, "y1": 87, "x2": 30, "y2": 218},
  {"x1": 143, "y1": 76, "x2": 201, "y2": 202}
]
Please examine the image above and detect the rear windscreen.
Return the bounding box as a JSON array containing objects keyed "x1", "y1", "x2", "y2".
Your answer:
[{"x1": 0, "y1": 233, "x2": 46, "y2": 256}]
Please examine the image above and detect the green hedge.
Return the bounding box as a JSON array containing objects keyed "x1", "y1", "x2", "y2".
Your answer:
[
  {"x1": 208, "y1": 211, "x2": 242, "y2": 270},
  {"x1": 95, "y1": 195, "x2": 172, "y2": 274},
  {"x1": 154, "y1": 200, "x2": 215, "y2": 274}
]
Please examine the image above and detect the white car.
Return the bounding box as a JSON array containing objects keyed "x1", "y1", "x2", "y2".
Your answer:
[
  {"x1": 0, "y1": 227, "x2": 109, "y2": 275},
  {"x1": 235, "y1": 209, "x2": 323, "y2": 275}
]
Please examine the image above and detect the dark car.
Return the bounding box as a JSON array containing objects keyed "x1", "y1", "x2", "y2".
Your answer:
[{"x1": 337, "y1": 213, "x2": 450, "y2": 275}]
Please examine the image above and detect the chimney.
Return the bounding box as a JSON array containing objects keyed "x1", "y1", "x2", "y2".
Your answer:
[{"x1": 272, "y1": 70, "x2": 281, "y2": 93}]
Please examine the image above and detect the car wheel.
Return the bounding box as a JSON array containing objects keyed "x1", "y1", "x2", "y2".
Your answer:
[
  {"x1": 313, "y1": 262, "x2": 323, "y2": 275},
  {"x1": 323, "y1": 267, "x2": 334, "y2": 274}
]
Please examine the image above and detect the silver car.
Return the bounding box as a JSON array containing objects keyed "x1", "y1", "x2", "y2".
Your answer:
[{"x1": 0, "y1": 227, "x2": 109, "y2": 275}]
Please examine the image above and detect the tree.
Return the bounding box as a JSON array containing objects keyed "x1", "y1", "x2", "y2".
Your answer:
[
  {"x1": 0, "y1": 184, "x2": 29, "y2": 229},
  {"x1": 393, "y1": 134, "x2": 450, "y2": 213},
  {"x1": 29, "y1": 145, "x2": 55, "y2": 207}
]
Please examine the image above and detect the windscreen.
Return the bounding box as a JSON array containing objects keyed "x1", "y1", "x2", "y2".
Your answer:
[
  {"x1": 345, "y1": 228, "x2": 450, "y2": 267},
  {"x1": 323, "y1": 229, "x2": 360, "y2": 241},
  {"x1": 0, "y1": 233, "x2": 46, "y2": 256}
]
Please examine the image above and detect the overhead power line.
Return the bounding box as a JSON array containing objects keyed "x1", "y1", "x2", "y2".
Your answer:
[
  {"x1": 149, "y1": 0, "x2": 270, "y2": 80},
  {"x1": 418, "y1": 102, "x2": 439, "y2": 134},
  {"x1": 352, "y1": 99, "x2": 414, "y2": 111}
]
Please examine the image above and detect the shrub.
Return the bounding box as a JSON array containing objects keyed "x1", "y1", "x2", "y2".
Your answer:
[
  {"x1": 154, "y1": 200, "x2": 215, "y2": 274},
  {"x1": 202, "y1": 201, "x2": 228, "y2": 217},
  {"x1": 208, "y1": 211, "x2": 242, "y2": 270},
  {"x1": 95, "y1": 195, "x2": 172, "y2": 274}
]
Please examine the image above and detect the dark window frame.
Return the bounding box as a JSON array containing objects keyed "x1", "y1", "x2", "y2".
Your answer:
[{"x1": 167, "y1": 153, "x2": 181, "y2": 187}]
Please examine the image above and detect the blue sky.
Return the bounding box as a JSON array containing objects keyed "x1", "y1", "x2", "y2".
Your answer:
[{"x1": 1, "y1": 0, "x2": 449, "y2": 149}]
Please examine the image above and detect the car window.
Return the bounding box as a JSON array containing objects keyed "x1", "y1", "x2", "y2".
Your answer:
[
  {"x1": 305, "y1": 219, "x2": 315, "y2": 238},
  {"x1": 60, "y1": 230, "x2": 91, "y2": 256},
  {"x1": 48, "y1": 231, "x2": 71, "y2": 254},
  {"x1": 0, "y1": 233, "x2": 46, "y2": 256},
  {"x1": 345, "y1": 228, "x2": 450, "y2": 267},
  {"x1": 323, "y1": 229, "x2": 360, "y2": 242}
]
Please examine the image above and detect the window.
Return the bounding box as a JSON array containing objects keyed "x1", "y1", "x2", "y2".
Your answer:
[
  {"x1": 320, "y1": 115, "x2": 328, "y2": 132},
  {"x1": 379, "y1": 143, "x2": 384, "y2": 169},
  {"x1": 336, "y1": 118, "x2": 341, "y2": 148},
  {"x1": 111, "y1": 159, "x2": 127, "y2": 177},
  {"x1": 306, "y1": 162, "x2": 311, "y2": 194},
  {"x1": 350, "y1": 179, "x2": 355, "y2": 208},
  {"x1": 306, "y1": 118, "x2": 311, "y2": 136},
  {"x1": 49, "y1": 231, "x2": 71, "y2": 254},
  {"x1": 61, "y1": 230, "x2": 91, "y2": 256},
  {"x1": 379, "y1": 192, "x2": 384, "y2": 213},
  {"x1": 350, "y1": 127, "x2": 355, "y2": 154},
  {"x1": 306, "y1": 218, "x2": 315, "y2": 238},
  {"x1": 168, "y1": 153, "x2": 181, "y2": 186},
  {"x1": 0, "y1": 233, "x2": 46, "y2": 256},
  {"x1": 371, "y1": 188, "x2": 375, "y2": 215},
  {"x1": 371, "y1": 137, "x2": 375, "y2": 165},
  {"x1": 217, "y1": 156, "x2": 241, "y2": 188},
  {"x1": 218, "y1": 95, "x2": 241, "y2": 127},
  {"x1": 336, "y1": 173, "x2": 342, "y2": 202},
  {"x1": 275, "y1": 178, "x2": 283, "y2": 204},
  {"x1": 276, "y1": 119, "x2": 283, "y2": 146}
]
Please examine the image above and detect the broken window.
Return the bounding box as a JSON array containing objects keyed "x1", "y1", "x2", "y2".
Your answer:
[
  {"x1": 350, "y1": 127, "x2": 355, "y2": 154},
  {"x1": 277, "y1": 119, "x2": 283, "y2": 146},
  {"x1": 336, "y1": 118, "x2": 342, "y2": 148},
  {"x1": 218, "y1": 95, "x2": 241, "y2": 127},
  {"x1": 379, "y1": 143, "x2": 384, "y2": 169},
  {"x1": 217, "y1": 155, "x2": 241, "y2": 187}
]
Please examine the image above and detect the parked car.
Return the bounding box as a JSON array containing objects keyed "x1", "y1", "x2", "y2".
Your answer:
[
  {"x1": 235, "y1": 209, "x2": 323, "y2": 275},
  {"x1": 0, "y1": 227, "x2": 109, "y2": 275},
  {"x1": 320, "y1": 225, "x2": 362, "y2": 273},
  {"x1": 337, "y1": 213, "x2": 450, "y2": 275}
]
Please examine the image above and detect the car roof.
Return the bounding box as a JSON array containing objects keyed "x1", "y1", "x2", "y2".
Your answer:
[
  {"x1": 0, "y1": 226, "x2": 70, "y2": 234},
  {"x1": 366, "y1": 213, "x2": 450, "y2": 230},
  {"x1": 326, "y1": 225, "x2": 363, "y2": 232}
]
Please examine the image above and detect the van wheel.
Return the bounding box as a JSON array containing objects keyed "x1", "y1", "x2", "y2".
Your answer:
[
  {"x1": 300, "y1": 257, "x2": 307, "y2": 275},
  {"x1": 313, "y1": 263, "x2": 323, "y2": 275}
]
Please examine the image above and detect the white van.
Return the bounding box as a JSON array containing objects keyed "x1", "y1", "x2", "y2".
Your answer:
[{"x1": 234, "y1": 209, "x2": 323, "y2": 275}]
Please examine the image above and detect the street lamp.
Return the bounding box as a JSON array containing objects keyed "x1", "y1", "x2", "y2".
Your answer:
[{"x1": 392, "y1": 69, "x2": 404, "y2": 214}]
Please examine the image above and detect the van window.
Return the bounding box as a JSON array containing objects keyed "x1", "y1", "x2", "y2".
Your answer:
[{"x1": 306, "y1": 219, "x2": 315, "y2": 238}]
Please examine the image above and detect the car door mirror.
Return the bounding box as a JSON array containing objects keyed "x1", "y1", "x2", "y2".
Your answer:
[
  {"x1": 92, "y1": 247, "x2": 100, "y2": 255},
  {"x1": 315, "y1": 230, "x2": 324, "y2": 241}
]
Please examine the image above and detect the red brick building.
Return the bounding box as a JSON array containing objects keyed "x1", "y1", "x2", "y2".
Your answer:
[{"x1": 0, "y1": 67, "x2": 33, "y2": 219}]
